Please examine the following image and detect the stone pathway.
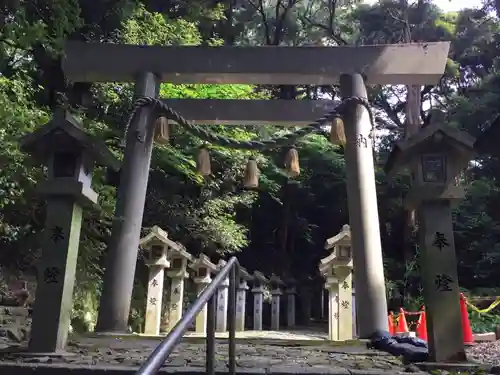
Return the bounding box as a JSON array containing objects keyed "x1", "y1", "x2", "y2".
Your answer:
[
  {"x1": 0, "y1": 335, "x2": 425, "y2": 374},
  {"x1": 0, "y1": 334, "x2": 497, "y2": 375},
  {"x1": 184, "y1": 329, "x2": 329, "y2": 341}
]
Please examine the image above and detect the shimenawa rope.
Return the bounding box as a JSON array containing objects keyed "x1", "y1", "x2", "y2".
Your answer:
[{"x1": 124, "y1": 96, "x2": 375, "y2": 150}]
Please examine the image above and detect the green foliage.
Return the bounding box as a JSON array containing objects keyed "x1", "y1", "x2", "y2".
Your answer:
[
  {"x1": 3, "y1": 0, "x2": 500, "y2": 332},
  {"x1": 468, "y1": 311, "x2": 500, "y2": 334},
  {"x1": 0, "y1": 76, "x2": 47, "y2": 255},
  {"x1": 123, "y1": 4, "x2": 202, "y2": 46}
]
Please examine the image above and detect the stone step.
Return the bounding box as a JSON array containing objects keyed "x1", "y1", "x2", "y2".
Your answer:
[{"x1": 0, "y1": 362, "x2": 432, "y2": 375}]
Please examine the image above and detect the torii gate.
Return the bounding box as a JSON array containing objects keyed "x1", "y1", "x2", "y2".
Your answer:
[{"x1": 62, "y1": 41, "x2": 450, "y2": 338}]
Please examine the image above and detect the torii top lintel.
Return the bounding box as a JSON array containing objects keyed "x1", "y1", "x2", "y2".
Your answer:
[{"x1": 63, "y1": 42, "x2": 450, "y2": 86}]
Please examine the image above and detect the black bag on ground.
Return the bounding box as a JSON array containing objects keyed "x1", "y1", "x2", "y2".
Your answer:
[
  {"x1": 393, "y1": 335, "x2": 428, "y2": 348},
  {"x1": 369, "y1": 330, "x2": 429, "y2": 363}
]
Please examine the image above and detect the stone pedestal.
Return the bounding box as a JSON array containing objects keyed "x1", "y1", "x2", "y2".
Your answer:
[
  {"x1": 419, "y1": 200, "x2": 464, "y2": 361},
  {"x1": 165, "y1": 274, "x2": 186, "y2": 332},
  {"x1": 144, "y1": 265, "x2": 165, "y2": 335},
  {"x1": 336, "y1": 267, "x2": 353, "y2": 340},
  {"x1": 194, "y1": 275, "x2": 212, "y2": 334},
  {"x1": 30, "y1": 198, "x2": 84, "y2": 352},
  {"x1": 252, "y1": 286, "x2": 264, "y2": 331},
  {"x1": 236, "y1": 281, "x2": 248, "y2": 332},
  {"x1": 164, "y1": 251, "x2": 193, "y2": 332},
  {"x1": 190, "y1": 254, "x2": 217, "y2": 335},
  {"x1": 285, "y1": 287, "x2": 296, "y2": 328},
  {"x1": 216, "y1": 277, "x2": 229, "y2": 332},
  {"x1": 326, "y1": 281, "x2": 339, "y2": 341},
  {"x1": 271, "y1": 288, "x2": 282, "y2": 330}
]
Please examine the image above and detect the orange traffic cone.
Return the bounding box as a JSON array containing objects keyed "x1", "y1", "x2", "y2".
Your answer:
[
  {"x1": 388, "y1": 312, "x2": 396, "y2": 335},
  {"x1": 460, "y1": 293, "x2": 474, "y2": 345},
  {"x1": 416, "y1": 308, "x2": 427, "y2": 341},
  {"x1": 396, "y1": 308, "x2": 409, "y2": 334}
]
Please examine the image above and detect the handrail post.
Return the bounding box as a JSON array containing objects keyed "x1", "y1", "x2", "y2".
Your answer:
[
  {"x1": 228, "y1": 265, "x2": 238, "y2": 375},
  {"x1": 206, "y1": 294, "x2": 216, "y2": 375}
]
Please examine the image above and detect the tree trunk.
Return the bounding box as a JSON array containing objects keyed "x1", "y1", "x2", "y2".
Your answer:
[
  {"x1": 401, "y1": 3, "x2": 420, "y2": 303},
  {"x1": 276, "y1": 182, "x2": 292, "y2": 275},
  {"x1": 495, "y1": 0, "x2": 500, "y2": 19}
]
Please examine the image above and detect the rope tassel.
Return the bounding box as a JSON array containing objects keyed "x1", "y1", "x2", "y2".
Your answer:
[
  {"x1": 196, "y1": 146, "x2": 211, "y2": 176},
  {"x1": 330, "y1": 117, "x2": 346, "y2": 146},
  {"x1": 153, "y1": 117, "x2": 170, "y2": 144},
  {"x1": 243, "y1": 158, "x2": 259, "y2": 188},
  {"x1": 284, "y1": 147, "x2": 300, "y2": 177}
]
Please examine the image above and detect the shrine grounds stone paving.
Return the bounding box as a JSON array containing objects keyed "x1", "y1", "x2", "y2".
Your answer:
[
  {"x1": 0, "y1": 335, "x2": 496, "y2": 375},
  {"x1": 0, "y1": 335, "x2": 424, "y2": 375}
]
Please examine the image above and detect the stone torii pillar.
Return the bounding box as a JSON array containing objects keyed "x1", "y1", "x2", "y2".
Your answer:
[
  {"x1": 339, "y1": 74, "x2": 388, "y2": 337},
  {"x1": 20, "y1": 110, "x2": 120, "y2": 352},
  {"x1": 252, "y1": 271, "x2": 268, "y2": 331},
  {"x1": 95, "y1": 72, "x2": 160, "y2": 333},
  {"x1": 139, "y1": 227, "x2": 172, "y2": 336},
  {"x1": 191, "y1": 254, "x2": 217, "y2": 334},
  {"x1": 385, "y1": 118, "x2": 478, "y2": 362}
]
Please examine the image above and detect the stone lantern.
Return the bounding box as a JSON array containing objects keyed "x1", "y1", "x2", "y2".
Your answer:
[
  {"x1": 190, "y1": 254, "x2": 217, "y2": 334},
  {"x1": 214, "y1": 260, "x2": 230, "y2": 332},
  {"x1": 320, "y1": 224, "x2": 354, "y2": 341},
  {"x1": 269, "y1": 274, "x2": 284, "y2": 330},
  {"x1": 20, "y1": 109, "x2": 120, "y2": 353},
  {"x1": 251, "y1": 271, "x2": 269, "y2": 331},
  {"x1": 319, "y1": 263, "x2": 338, "y2": 341},
  {"x1": 165, "y1": 242, "x2": 194, "y2": 332},
  {"x1": 385, "y1": 118, "x2": 477, "y2": 362},
  {"x1": 235, "y1": 267, "x2": 251, "y2": 332},
  {"x1": 139, "y1": 226, "x2": 172, "y2": 335},
  {"x1": 284, "y1": 277, "x2": 297, "y2": 328}
]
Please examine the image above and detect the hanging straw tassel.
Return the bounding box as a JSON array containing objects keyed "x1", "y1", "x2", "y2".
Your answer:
[
  {"x1": 153, "y1": 117, "x2": 170, "y2": 144},
  {"x1": 196, "y1": 146, "x2": 211, "y2": 176},
  {"x1": 330, "y1": 117, "x2": 346, "y2": 146},
  {"x1": 284, "y1": 147, "x2": 300, "y2": 178},
  {"x1": 243, "y1": 157, "x2": 259, "y2": 188}
]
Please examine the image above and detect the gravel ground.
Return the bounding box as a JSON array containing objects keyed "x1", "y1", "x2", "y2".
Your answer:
[{"x1": 466, "y1": 341, "x2": 500, "y2": 366}]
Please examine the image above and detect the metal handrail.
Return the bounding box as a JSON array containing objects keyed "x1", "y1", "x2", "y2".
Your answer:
[{"x1": 136, "y1": 257, "x2": 240, "y2": 375}]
